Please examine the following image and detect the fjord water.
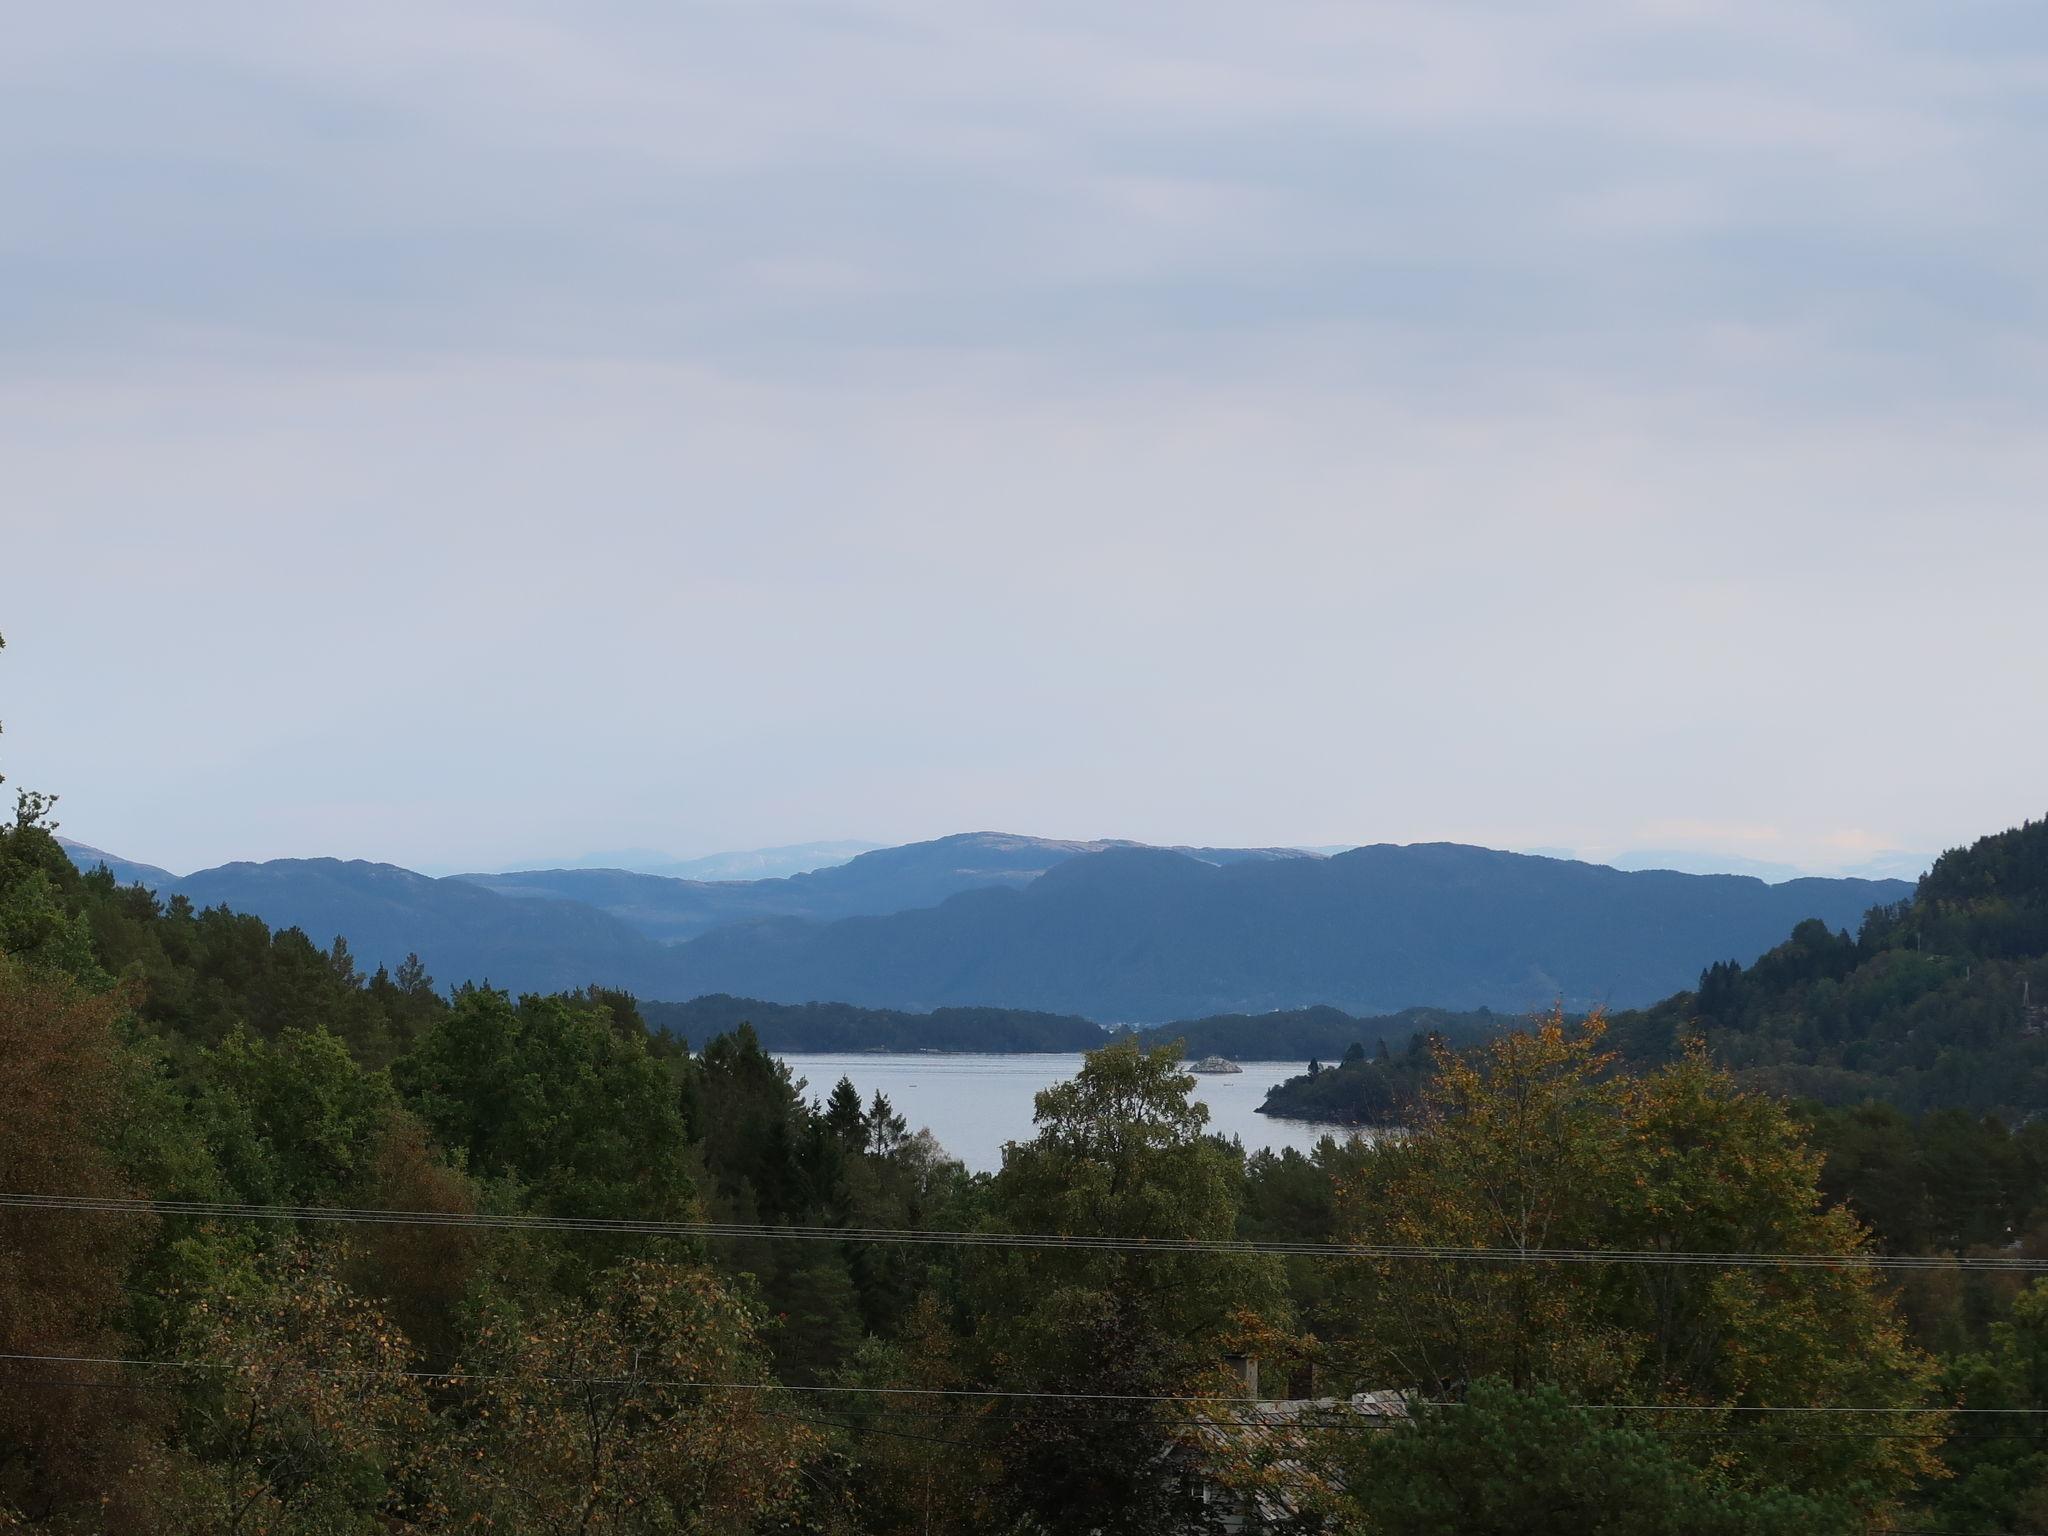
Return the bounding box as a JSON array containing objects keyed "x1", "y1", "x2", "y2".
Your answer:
[{"x1": 777, "y1": 1053, "x2": 1350, "y2": 1173}]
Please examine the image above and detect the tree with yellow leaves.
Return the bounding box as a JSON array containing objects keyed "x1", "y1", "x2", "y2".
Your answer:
[
  {"x1": 1329, "y1": 1008, "x2": 1943, "y2": 1522},
  {"x1": 450, "y1": 1256, "x2": 818, "y2": 1533},
  {"x1": 174, "y1": 1242, "x2": 435, "y2": 1534}
]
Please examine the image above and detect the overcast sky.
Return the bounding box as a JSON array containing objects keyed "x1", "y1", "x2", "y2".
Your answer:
[{"x1": 4, "y1": 1, "x2": 2045, "y2": 877}]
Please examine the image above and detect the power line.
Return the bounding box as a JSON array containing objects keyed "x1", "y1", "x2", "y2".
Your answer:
[
  {"x1": 8, "y1": 1192, "x2": 2044, "y2": 1273},
  {"x1": 0, "y1": 1352, "x2": 2036, "y2": 1417},
  {"x1": 1, "y1": 1369, "x2": 2026, "y2": 1534},
  {"x1": 24, "y1": 1373, "x2": 2023, "y2": 1443}
]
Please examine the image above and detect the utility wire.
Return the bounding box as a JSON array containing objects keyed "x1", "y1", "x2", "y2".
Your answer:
[
  {"x1": 0, "y1": 1352, "x2": 2037, "y2": 1416},
  {"x1": 4, "y1": 1384, "x2": 2031, "y2": 1441},
  {"x1": 8, "y1": 1192, "x2": 2045, "y2": 1273}
]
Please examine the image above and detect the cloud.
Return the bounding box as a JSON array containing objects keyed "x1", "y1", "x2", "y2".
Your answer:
[
  {"x1": 4, "y1": 0, "x2": 2041, "y2": 409},
  {"x1": 2, "y1": 2, "x2": 2045, "y2": 869}
]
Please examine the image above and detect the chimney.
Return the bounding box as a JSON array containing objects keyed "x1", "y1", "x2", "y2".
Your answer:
[
  {"x1": 1287, "y1": 1362, "x2": 1316, "y2": 1401},
  {"x1": 1224, "y1": 1354, "x2": 1259, "y2": 1401}
]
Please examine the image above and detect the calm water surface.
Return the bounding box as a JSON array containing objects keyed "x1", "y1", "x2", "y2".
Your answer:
[{"x1": 776, "y1": 1053, "x2": 1359, "y2": 1174}]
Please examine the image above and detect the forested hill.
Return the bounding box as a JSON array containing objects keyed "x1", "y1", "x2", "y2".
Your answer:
[
  {"x1": 174, "y1": 858, "x2": 681, "y2": 999},
  {"x1": 1605, "y1": 814, "x2": 2048, "y2": 1115},
  {"x1": 641, "y1": 995, "x2": 1503, "y2": 1057},
  {"x1": 1259, "y1": 815, "x2": 2048, "y2": 1123},
  {"x1": 658, "y1": 845, "x2": 1907, "y2": 1020},
  {"x1": 641, "y1": 995, "x2": 1108, "y2": 1053},
  {"x1": 1132, "y1": 1004, "x2": 1501, "y2": 1062}
]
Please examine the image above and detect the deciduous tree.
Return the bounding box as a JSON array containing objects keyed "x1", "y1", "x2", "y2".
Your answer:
[
  {"x1": 452, "y1": 1257, "x2": 815, "y2": 1532},
  {"x1": 1332, "y1": 1009, "x2": 1942, "y2": 1517}
]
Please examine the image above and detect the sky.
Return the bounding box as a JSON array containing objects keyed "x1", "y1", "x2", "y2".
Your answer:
[{"x1": 3, "y1": 1, "x2": 2046, "y2": 879}]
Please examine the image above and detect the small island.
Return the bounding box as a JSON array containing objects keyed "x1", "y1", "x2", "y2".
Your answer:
[
  {"x1": 1258, "y1": 1035, "x2": 1440, "y2": 1122},
  {"x1": 1187, "y1": 1055, "x2": 1244, "y2": 1074}
]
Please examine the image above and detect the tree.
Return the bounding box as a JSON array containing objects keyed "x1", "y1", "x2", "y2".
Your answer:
[
  {"x1": 965, "y1": 1040, "x2": 1293, "y2": 1535},
  {"x1": 395, "y1": 988, "x2": 695, "y2": 1223},
  {"x1": 201, "y1": 1024, "x2": 395, "y2": 1205},
  {"x1": 1340, "y1": 1379, "x2": 1856, "y2": 1535},
  {"x1": 825, "y1": 1077, "x2": 865, "y2": 1144},
  {"x1": 0, "y1": 957, "x2": 161, "y2": 1526},
  {"x1": 1331, "y1": 1009, "x2": 1943, "y2": 1518},
  {"x1": 833, "y1": 1296, "x2": 1002, "y2": 1535},
  {"x1": 1924, "y1": 1278, "x2": 2048, "y2": 1533},
  {"x1": 862, "y1": 1091, "x2": 907, "y2": 1157},
  {"x1": 339, "y1": 1111, "x2": 482, "y2": 1367},
  {"x1": 452, "y1": 1257, "x2": 816, "y2": 1532},
  {"x1": 0, "y1": 861, "x2": 105, "y2": 989},
  {"x1": 173, "y1": 1244, "x2": 433, "y2": 1535}
]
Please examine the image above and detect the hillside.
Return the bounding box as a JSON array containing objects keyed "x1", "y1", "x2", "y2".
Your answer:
[
  {"x1": 1133, "y1": 1004, "x2": 1501, "y2": 1061},
  {"x1": 1606, "y1": 814, "x2": 2048, "y2": 1115},
  {"x1": 638, "y1": 995, "x2": 1501, "y2": 1058},
  {"x1": 171, "y1": 858, "x2": 678, "y2": 998},
  {"x1": 659, "y1": 843, "x2": 1909, "y2": 1020},
  {"x1": 55, "y1": 837, "x2": 178, "y2": 891},
  {"x1": 639, "y1": 840, "x2": 881, "y2": 881},
  {"x1": 1255, "y1": 814, "x2": 2048, "y2": 1123},
  {"x1": 641, "y1": 994, "x2": 1107, "y2": 1053}
]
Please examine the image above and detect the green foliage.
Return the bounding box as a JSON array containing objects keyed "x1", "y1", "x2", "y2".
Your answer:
[
  {"x1": 1806, "y1": 1101, "x2": 2048, "y2": 1255},
  {"x1": 1138, "y1": 1004, "x2": 1500, "y2": 1065},
  {"x1": 1921, "y1": 1279, "x2": 2048, "y2": 1533},
  {"x1": 645, "y1": 994, "x2": 1106, "y2": 1052},
  {"x1": 1340, "y1": 1379, "x2": 1857, "y2": 1535},
  {"x1": 394, "y1": 988, "x2": 696, "y2": 1221},
  {"x1": 201, "y1": 1025, "x2": 396, "y2": 1205},
  {"x1": 1332, "y1": 1012, "x2": 1943, "y2": 1516},
  {"x1": 0, "y1": 821, "x2": 107, "y2": 989},
  {"x1": 1608, "y1": 818, "x2": 2048, "y2": 1117},
  {"x1": 682, "y1": 1026, "x2": 974, "y2": 1380},
  {"x1": 1257, "y1": 1030, "x2": 1441, "y2": 1123},
  {"x1": 964, "y1": 1040, "x2": 1291, "y2": 1534},
  {"x1": 171, "y1": 1243, "x2": 433, "y2": 1535},
  {"x1": 0, "y1": 955, "x2": 162, "y2": 1525},
  {"x1": 452, "y1": 1257, "x2": 816, "y2": 1532}
]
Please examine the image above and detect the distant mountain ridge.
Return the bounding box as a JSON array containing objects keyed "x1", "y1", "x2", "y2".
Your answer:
[
  {"x1": 471, "y1": 840, "x2": 882, "y2": 882},
  {"x1": 654, "y1": 842, "x2": 1908, "y2": 1020},
  {"x1": 56, "y1": 837, "x2": 179, "y2": 892},
  {"x1": 642, "y1": 994, "x2": 1498, "y2": 1059},
  {"x1": 61, "y1": 832, "x2": 1909, "y2": 1026},
  {"x1": 454, "y1": 832, "x2": 1319, "y2": 942},
  {"x1": 172, "y1": 858, "x2": 679, "y2": 997}
]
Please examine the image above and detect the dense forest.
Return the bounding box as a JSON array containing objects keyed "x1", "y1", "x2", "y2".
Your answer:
[
  {"x1": 1256, "y1": 1033, "x2": 1451, "y2": 1124},
  {"x1": 5, "y1": 659, "x2": 2048, "y2": 1529},
  {"x1": 1610, "y1": 818, "x2": 2048, "y2": 1115},
  {"x1": 640, "y1": 993, "x2": 1108, "y2": 1053},
  {"x1": 636, "y1": 995, "x2": 1501, "y2": 1058},
  {"x1": 1261, "y1": 817, "x2": 2048, "y2": 1129}
]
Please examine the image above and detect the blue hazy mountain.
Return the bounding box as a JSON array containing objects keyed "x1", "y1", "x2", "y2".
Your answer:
[
  {"x1": 465, "y1": 839, "x2": 882, "y2": 882},
  {"x1": 56, "y1": 837, "x2": 180, "y2": 891},
  {"x1": 62, "y1": 833, "x2": 1910, "y2": 1026},
  {"x1": 456, "y1": 832, "x2": 1318, "y2": 942},
  {"x1": 654, "y1": 843, "x2": 1912, "y2": 1021},
  {"x1": 171, "y1": 858, "x2": 681, "y2": 997}
]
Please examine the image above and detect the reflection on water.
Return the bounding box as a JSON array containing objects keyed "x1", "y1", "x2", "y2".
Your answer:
[{"x1": 775, "y1": 1052, "x2": 1362, "y2": 1174}]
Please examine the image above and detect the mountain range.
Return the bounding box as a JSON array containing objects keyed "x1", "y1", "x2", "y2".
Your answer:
[
  {"x1": 61, "y1": 832, "x2": 1910, "y2": 1023},
  {"x1": 457, "y1": 839, "x2": 882, "y2": 882},
  {"x1": 459, "y1": 834, "x2": 1315, "y2": 942}
]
